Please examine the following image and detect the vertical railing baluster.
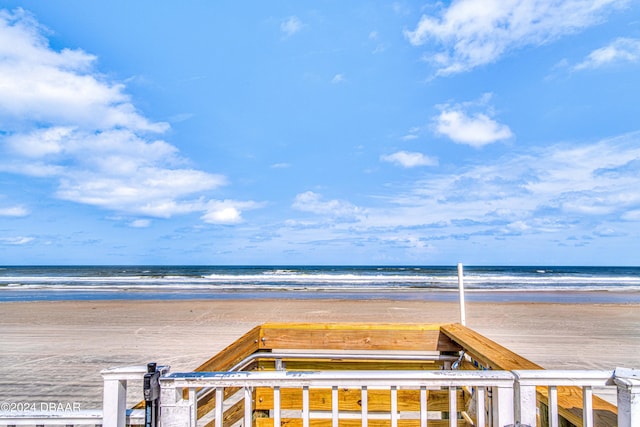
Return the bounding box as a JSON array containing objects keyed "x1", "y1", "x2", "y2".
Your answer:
[
  {"x1": 302, "y1": 385, "x2": 310, "y2": 427},
  {"x1": 420, "y1": 386, "x2": 427, "y2": 427},
  {"x1": 101, "y1": 376, "x2": 127, "y2": 427},
  {"x1": 215, "y1": 387, "x2": 224, "y2": 427},
  {"x1": 361, "y1": 386, "x2": 368, "y2": 427},
  {"x1": 273, "y1": 386, "x2": 281, "y2": 427},
  {"x1": 188, "y1": 388, "x2": 197, "y2": 427},
  {"x1": 390, "y1": 386, "x2": 398, "y2": 427},
  {"x1": 476, "y1": 387, "x2": 486, "y2": 427},
  {"x1": 244, "y1": 386, "x2": 252, "y2": 427},
  {"x1": 583, "y1": 386, "x2": 594, "y2": 427},
  {"x1": 448, "y1": 387, "x2": 457, "y2": 427},
  {"x1": 548, "y1": 385, "x2": 559, "y2": 427},
  {"x1": 332, "y1": 386, "x2": 339, "y2": 427}
]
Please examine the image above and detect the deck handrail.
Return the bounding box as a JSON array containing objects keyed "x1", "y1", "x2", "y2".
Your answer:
[
  {"x1": 0, "y1": 410, "x2": 104, "y2": 426},
  {"x1": 160, "y1": 369, "x2": 516, "y2": 427},
  {"x1": 159, "y1": 368, "x2": 640, "y2": 427},
  {"x1": 513, "y1": 369, "x2": 616, "y2": 427},
  {"x1": 1, "y1": 366, "x2": 639, "y2": 427},
  {"x1": 228, "y1": 351, "x2": 460, "y2": 371}
]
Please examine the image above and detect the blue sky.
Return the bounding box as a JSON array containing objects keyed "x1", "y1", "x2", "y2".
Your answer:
[{"x1": 1, "y1": 1, "x2": 639, "y2": 265}]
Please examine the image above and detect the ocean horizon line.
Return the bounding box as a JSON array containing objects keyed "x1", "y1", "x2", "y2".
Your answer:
[{"x1": 1, "y1": 265, "x2": 639, "y2": 304}]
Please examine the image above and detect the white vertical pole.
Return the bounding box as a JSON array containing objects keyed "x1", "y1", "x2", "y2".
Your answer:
[
  {"x1": 514, "y1": 383, "x2": 537, "y2": 427},
  {"x1": 332, "y1": 386, "x2": 339, "y2": 427},
  {"x1": 457, "y1": 263, "x2": 466, "y2": 326},
  {"x1": 102, "y1": 378, "x2": 127, "y2": 427},
  {"x1": 361, "y1": 386, "x2": 368, "y2": 427},
  {"x1": 419, "y1": 386, "x2": 427, "y2": 427},
  {"x1": 548, "y1": 385, "x2": 559, "y2": 427},
  {"x1": 215, "y1": 387, "x2": 224, "y2": 427},
  {"x1": 302, "y1": 386, "x2": 310, "y2": 427},
  {"x1": 583, "y1": 386, "x2": 594, "y2": 427},
  {"x1": 160, "y1": 381, "x2": 191, "y2": 427},
  {"x1": 390, "y1": 386, "x2": 398, "y2": 427},
  {"x1": 244, "y1": 386, "x2": 252, "y2": 427},
  {"x1": 614, "y1": 368, "x2": 640, "y2": 427},
  {"x1": 493, "y1": 385, "x2": 514, "y2": 427},
  {"x1": 448, "y1": 386, "x2": 457, "y2": 427},
  {"x1": 475, "y1": 387, "x2": 485, "y2": 427},
  {"x1": 189, "y1": 388, "x2": 197, "y2": 427},
  {"x1": 273, "y1": 386, "x2": 281, "y2": 427}
]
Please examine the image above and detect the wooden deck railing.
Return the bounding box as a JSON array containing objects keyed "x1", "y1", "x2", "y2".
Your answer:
[
  {"x1": 157, "y1": 368, "x2": 639, "y2": 427},
  {"x1": 1, "y1": 323, "x2": 639, "y2": 427},
  {"x1": 3, "y1": 366, "x2": 637, "y2": 427}
]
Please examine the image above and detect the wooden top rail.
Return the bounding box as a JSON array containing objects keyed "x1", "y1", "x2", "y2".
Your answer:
[
  {"x1": 137, "y1": 322, "x2": 620, "y2": 426},
  {"x1": 190, "y1": 323, "x2": 462, "y2": 376},
  {"x1": 440, "y1": 323, "x2": 618, "y2": 427},
  {"x1": 257, "y1": 322, "x2": 461, "y2": 352}
]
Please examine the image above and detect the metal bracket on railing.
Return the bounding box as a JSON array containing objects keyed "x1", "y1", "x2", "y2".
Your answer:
[
  {"x1": 144, "y1": 363, "x2": 161, "y2": 427},
  {"x1": 452, "y1": 351, "x2": 466, "y2": 370}
]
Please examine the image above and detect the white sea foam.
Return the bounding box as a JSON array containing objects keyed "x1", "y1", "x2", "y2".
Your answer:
[{"x1": 1, "y1": 271, "x2": 640, "y2": 292}]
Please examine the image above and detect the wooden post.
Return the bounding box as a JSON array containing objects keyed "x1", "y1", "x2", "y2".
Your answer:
[
  {"x1": 159, "y1": 378, "x2": 193, "y2": 427},
  {"x1": 614, "y1": 368, "x2": 640, "y2": 427},
  {"x1": 457, "y1": 263, "x2": 466, "y2": 326},
  {"x1": 492, "y1": 384, "x2": 514, "y2": 427},
  {"x1": 101, "y1": 365, "x2": 150, "y2": 427},
  {"x1": 102, "y1": 378, "x2": 127, "y2": 427},
  {"x1": 513, "y1": 382, "x2": 537, "y2": 426}
]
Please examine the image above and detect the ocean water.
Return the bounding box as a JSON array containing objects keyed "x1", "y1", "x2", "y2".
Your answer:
[{"x1": 0, "y1": 265, "x2": 639, "y2": 303}]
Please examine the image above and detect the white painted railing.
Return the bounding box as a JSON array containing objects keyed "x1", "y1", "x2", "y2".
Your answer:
[
  {"x1": 1, "y1": 366, "x2": 639, "y2": 427},
  {"x1": 513, "y1": 369, "x2": 613, "y2": 427},
  {"x1": 159, "y1": 370, "x2": 516, "y2": 427},
  {"x1": 0, "y1": 365, "x2": 152, "y2": 427},
  {"x1": 158, "y1": 368, "x2": 640, "y2": 427},
  {"x1": 0, "y1": 410, "x2": 103, "y2": 426}
]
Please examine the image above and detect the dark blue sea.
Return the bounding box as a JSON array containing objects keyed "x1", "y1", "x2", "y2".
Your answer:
[{"x1": 1, "y1": 265, "x2": 639, "y2": 303}]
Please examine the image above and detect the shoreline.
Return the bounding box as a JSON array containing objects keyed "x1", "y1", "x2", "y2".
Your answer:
[
  {"x1": 1, "y1": 298, "x2": 639, "y2": 408},
  {"x1": 2, "y1": 289, "x2": 640, "y2": 303}
]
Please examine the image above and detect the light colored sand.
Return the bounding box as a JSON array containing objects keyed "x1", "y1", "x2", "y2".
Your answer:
[{"x1": 0, "y1": 299, "x2": 638, "y2": 408}]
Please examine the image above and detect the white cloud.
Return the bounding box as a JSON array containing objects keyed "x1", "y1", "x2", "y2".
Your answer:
[
  {"x1": 201, "y1": 200, "x2": 260, "y2": 224},
  {"x1": 0, "y1": 10, "x2": 166, "y2": 133},
  {"x1": 404, "y1": 0, "x2": 628, "y2": 75},
  {"x1": 203, "y1": 207, "x2": 241, "y2": 224},
  {"x1": 281, "y1": 16, "x2": 303, "y2": 36},
  {"x1": 434, "y1": 96, "x2": 513, "y2": 147},
  {"x1": 0, "y1": 9, "x2": 258, "y2": 222},
  {"x1": 622, "y1": 210, "x2": 640, "y2": 221},
  {"x1": 271, "y1": 162, "x2": 291, "y2": 169},
  {"x1": 574, "y1": 37, "x2": 640, "y2": 70},
  {"x1": 292, "y1": 191, "x2": 363, "y2": 218},
  {"x1": 56, "y1": 168, "x2": 225, "y2": 217},
  {"x1": 368, "y1": 31, "x2": 387, "y2": 54},
  {"x1": 5, "y1": 126, "x2": 71, "y2": 157},
  {"x1": 0, "y1": 236, "x2": 34, "y2": 245},
  {"x1": 402, "y1": 126, "x2": 421, "y2": 140},
  {"x1": 276, "y1": 134, "x2": 639, "y2": 255},
  {"x1": 0, "y1": 205, "x2": 29, "y2": 217},
  {"x1": 380, "y1": 151, "x2": 438, "y2": 168},
  {"x1": 129, "y1": 219, "x2": 151, "y2": 228},
  {"x1": 369, "y1": 132, "x2": 640, "y2": 231},
  {"x1": 331, "y1": 73, "x2": 345, "y2": 84},
  {"x1": 264, "y1": 134, "x2": 640, "y2": 261}
]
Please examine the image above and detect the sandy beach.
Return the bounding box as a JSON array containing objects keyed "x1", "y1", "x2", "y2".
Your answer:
[{"x1": 1, "y1": 298, "x2": 639, "y2": 408}]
